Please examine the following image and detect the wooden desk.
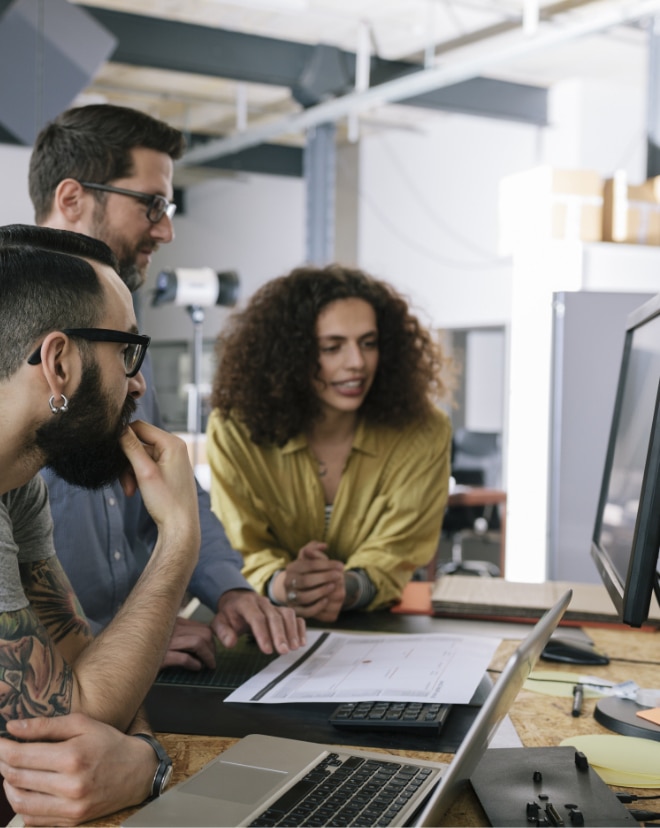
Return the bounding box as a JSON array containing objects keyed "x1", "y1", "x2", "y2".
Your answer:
[{"x1": 87, "y1": 625, "x2": 659, "y2": 827}]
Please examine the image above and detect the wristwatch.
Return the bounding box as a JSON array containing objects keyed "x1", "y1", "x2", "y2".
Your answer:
[{"x1": 133, "y1": 732, "x2": 173, "y2": 801}]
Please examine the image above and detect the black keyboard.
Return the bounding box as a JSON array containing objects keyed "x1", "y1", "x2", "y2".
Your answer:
[
  {"x1": 329, "y1": 700, "x2": 452, "y2": 732},
  {"x1": 249, "y1": 752, "x2": 436, "y2": 827},
  {"x1": 154, "y1": 635, "x2": 277, "y2": 689}
]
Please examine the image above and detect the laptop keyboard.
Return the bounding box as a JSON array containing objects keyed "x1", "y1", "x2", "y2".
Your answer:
[
  {"x1": 329, "y1": 700, "x2": 452, "y2": 732},
  {"x1": 249, "y1": 751, "x2": 435, "y2": 827}
]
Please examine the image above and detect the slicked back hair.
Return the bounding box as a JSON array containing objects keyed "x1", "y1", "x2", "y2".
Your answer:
[
  {"x1": 0, "y1": 225, "x2": 108, "y2": 380},
  {"x1": 0, "y1": 224, "x2": 118, "y2": 270},
  {"x1": 29, "y1": 103, "x2": 185, "y2": 223}
]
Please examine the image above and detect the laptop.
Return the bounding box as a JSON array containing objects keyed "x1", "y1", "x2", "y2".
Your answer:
[{"x1": 124, "y1": 589, "x2": 572, "y2": 828}]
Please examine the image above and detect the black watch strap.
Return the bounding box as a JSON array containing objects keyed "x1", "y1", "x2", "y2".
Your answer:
[{"x1": 133, "y1": 732, "x2": 173, "y2": 801}]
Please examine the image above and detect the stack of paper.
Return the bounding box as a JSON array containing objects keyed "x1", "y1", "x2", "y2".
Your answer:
[{"x1": 431, "y1": 575, "x2": 660, "y2": 627}]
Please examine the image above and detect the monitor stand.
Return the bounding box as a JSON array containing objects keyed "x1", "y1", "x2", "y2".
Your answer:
[{"x1": 594, "y1": 697, "x2": 660, "y2": 741}]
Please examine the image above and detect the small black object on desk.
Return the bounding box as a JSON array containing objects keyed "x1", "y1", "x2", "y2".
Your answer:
[
  {"x1": 571, "y1": 684, "x2": 584, "y2": 717},
  {"x1": 540, "y1": 636, "x2": 610, "y2": 665},
  {"x1": 470, "y1": 745, "x2": 637, "y2": 826}
]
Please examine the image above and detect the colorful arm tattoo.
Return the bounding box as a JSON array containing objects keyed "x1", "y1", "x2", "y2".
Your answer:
[{"x1": 0, "y1": 606, "x2": 72, "y2": 735}]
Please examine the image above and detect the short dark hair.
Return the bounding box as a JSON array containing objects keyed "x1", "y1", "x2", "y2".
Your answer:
[
  {"x1": 29, "y1": 104, "x2": 185, "y2": 223},
  {"x1": 0, "y1": 225, "x2": 106, "y2": 380},
  {"x1": 211, "y1": 264, "x2": 449, "y2": 446}
]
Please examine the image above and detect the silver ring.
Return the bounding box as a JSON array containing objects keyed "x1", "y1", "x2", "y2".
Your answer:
[{"x1": 287, "y1": 590, "x2": 297, "y2": 603}]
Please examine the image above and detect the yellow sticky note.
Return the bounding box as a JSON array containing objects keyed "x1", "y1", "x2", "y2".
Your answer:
[
  {"x1": 637, "y1": 706, "x2": 660, "y2": 726},
  {"x1": 590, "y1": 764, "x2": 660, "y2": 788},
  {"x1": 524, "y1": 670, "x2": 603, "y2": 698},
  {"x1": 560, "y1": 734, "x2": 660, "y2": 787}
]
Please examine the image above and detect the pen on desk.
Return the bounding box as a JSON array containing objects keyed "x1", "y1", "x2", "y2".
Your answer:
[{"x1": 572, "y1": 683, "x2": 584, "y2": 717}]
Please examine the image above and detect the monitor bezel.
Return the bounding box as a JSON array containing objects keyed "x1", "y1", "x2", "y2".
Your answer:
[{"x1": 590, "y1": 293, "x2": 660, "y2": 628}]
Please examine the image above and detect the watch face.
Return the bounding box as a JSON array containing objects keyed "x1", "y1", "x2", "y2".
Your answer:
[{"x1": 160, "y1": 763, "x2": 173, "y2": 794}]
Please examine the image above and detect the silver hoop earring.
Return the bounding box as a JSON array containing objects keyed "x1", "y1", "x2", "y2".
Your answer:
[{"x1": 48, "y1": 394, "x2": 69, "y2": 414}]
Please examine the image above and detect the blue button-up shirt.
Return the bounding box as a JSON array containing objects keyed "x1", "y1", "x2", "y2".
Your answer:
[{"x1": 42, "y1": 354, "x2": 250, "y2": 633}]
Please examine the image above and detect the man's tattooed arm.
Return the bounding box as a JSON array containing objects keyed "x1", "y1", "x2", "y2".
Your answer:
[
  {"x1": 20, "y1": 557, "x2": 93, "y2": 660},
  {"x1": 0, "y1": 605, "x2": 73, "y2": 735}
]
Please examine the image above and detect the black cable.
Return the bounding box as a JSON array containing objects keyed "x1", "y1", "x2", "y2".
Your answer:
[
  {"x1": 609, "y1": 656, "x2": 660, "y2": 666},
  {"x1": 491, "y1": 655, "x2": 660, "y2": 669},
  {"x1": 618, "y1": 794, "x2": 660, "y2": 803},
  {"x1": 487, "y1": 669, "x2": 615, "y2": 691}
]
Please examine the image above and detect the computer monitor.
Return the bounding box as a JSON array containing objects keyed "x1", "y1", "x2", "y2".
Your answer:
[
  {"x1": 590, "y1": 293, "x2": 660, "y2": 742},
  {"x1": 590, "y1": 292, "x2": 660, "y2": 628}
]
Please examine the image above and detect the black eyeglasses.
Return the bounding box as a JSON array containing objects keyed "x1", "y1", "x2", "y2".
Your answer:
[
  {"x1": 78, "y1": 181, "x2": 177, "y2": 224},
  {"x1": 27, "y1": 328, "x2": 151, "y2": 378}
]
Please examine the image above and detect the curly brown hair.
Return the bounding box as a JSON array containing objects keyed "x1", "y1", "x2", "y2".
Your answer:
[{"x1": 211, "y1": 264, "x2": 449, "y2": 446}]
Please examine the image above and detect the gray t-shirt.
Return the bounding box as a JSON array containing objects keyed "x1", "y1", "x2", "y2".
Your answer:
[{"x1": 0, "y1": 476, "x2": 56, "y2": 611}]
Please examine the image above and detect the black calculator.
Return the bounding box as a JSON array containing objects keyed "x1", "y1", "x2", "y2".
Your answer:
[{"x1": 329, "y1": 700, "x2": 452, "y2": 732}]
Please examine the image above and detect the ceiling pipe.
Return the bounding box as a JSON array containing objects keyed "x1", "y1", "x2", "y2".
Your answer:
[
  {"x1": 179, "y1": 0, "x2": 660, "y2": 167},
  {"x1": 348, "y1": 19, "x2": 371, "y2": 143},
  {"x1": 523, "y1": 0, "x2": 540, "y2": 35}
]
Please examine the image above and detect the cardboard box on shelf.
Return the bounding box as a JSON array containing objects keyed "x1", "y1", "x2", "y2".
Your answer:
[
  {"x1": 499, "y1": 166, "x2": 603, "y2": 255},
  {"x1": 603, "y1": 170, "x2": 660, "y2": 245}
]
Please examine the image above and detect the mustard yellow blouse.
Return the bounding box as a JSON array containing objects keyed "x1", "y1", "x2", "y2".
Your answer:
[{"x1": 206, "y1": 407, "x2": 451, "y2": 610}]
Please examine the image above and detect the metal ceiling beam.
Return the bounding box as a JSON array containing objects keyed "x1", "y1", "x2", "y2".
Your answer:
[
  {"x1": 403, "y1": 77, "x2": 546, "y2": 123},
  {"x1": 179, "y1": 0, "x2": 660, "y2": 166},
  {"x1": 77, "y1": 6, "x2": 547, "y2": 127},
  {"x1": 187, "y1": 139, "x2": 303, "y2": 178},
  {"x1": 80, "y1": 5, "x2": 311, "y2": 87}
]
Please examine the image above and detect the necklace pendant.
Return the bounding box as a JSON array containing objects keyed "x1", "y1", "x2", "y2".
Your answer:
[{"x1": 318, "y1": 460, "x2": 328, "y2": 478}]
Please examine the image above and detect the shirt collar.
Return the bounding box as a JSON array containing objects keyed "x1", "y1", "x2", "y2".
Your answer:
[{"x1": 281, "y1": 418, "x2": 379, "y2": 458}]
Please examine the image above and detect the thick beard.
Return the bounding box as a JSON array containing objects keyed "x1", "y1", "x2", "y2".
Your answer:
[
  {"x1": 89, "y1": 203, "x2": 147, "y2": 292},
  {"x1": 119, "y1": 260, "x2": 144, "y2": 293},
  {"x1": 35, "y1": 361, "x2": 136, "y2": 490}
]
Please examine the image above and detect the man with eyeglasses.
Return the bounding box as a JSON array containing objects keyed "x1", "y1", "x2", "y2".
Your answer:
[
  {"x1": 0, "y1": 225, "x2": 201, "y2": 824},
  {"x1": 28, "y1": 103, "x2": 304, "y2": 667},
  {"x1": 0, "y1": 105, "x2": 301, "y2": 826}
]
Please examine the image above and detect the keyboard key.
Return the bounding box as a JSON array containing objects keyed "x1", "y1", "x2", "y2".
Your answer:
[
  {"x1": 329, "y1": 700, "x2": 452, "y2": 732},
  {"x1": 248, "y1": 752, "x2": 437, "y2": 827}
]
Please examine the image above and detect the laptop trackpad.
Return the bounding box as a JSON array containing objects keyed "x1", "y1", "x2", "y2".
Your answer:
[{"x1": 181, "y1": 760, "x2": 286, "y2": 804}]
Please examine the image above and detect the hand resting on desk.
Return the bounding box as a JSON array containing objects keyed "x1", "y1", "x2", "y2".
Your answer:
[
  {"x1": 211, "y1": 588, "x2": 306, "y2": 655},
  {"x1": 164, "y1": 591, "x2": 306, "y2": 670},
  {"x1": 162, "y1": 617, "x2": 217, "y2": 670},
  {"x1": 0, "y1": 714, "x2": 157, "y2": 827}
]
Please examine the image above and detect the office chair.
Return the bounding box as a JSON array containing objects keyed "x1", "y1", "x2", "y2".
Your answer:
[{"x1": 436, "y1": 430, "x2": 503, "y2": 579}]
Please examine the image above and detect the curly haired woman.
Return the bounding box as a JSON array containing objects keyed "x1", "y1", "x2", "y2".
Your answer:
[{"x1": 206, "y1": 264, "x2": 452, "y2": 623}]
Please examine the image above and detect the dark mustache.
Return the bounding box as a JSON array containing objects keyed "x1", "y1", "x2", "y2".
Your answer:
[{"x1": 122, "y1": 395, "x2": 138, "y2": 430}]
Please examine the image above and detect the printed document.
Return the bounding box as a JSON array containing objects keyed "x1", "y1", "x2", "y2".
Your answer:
[{"x1": 225, "y1": 630, "x2": 501, "y2": 704}]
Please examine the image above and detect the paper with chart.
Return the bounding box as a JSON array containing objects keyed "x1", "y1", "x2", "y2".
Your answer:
[{"x1": 224, "y1": 630, "x2": 501, "y2": 704}]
